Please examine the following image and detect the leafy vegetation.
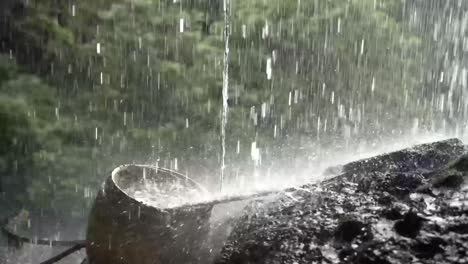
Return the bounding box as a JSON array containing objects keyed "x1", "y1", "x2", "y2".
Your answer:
[{"x1": 0, "y1": 0, "x2": 430, "y2": 215}]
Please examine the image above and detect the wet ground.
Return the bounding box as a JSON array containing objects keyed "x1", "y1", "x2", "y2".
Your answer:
[
  {"x1": 216, "y1": 139, "x2": 468, "y2": 264},
  {"x1": 1, "y1": 139, "x2": 467, "y2": 264},
  {"x1": 0, "y1": 213, "x2": 87, "y2": 264}
]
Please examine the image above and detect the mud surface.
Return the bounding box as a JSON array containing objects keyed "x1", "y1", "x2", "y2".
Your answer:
[{"x1": 216, "y1": 139, "x2": 468, "y2": 264}]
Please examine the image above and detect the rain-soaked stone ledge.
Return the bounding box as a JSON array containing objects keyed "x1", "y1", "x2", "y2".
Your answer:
[{"x1": 215, "y1": 138, "x2": 468, "y2": 264}]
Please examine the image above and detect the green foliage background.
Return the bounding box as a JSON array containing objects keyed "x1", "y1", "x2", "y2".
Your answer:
[{"x1": 0, "y1": 0, "x2": 436, "y2": 216}]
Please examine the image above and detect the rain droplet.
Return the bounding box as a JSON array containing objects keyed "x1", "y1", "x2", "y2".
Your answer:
[
  {"x1": 360, "y1": 39, "x2": 365, "y2": 55},
  {"x1": 337, "y1": 17, "x2": 341, "y2": 33},
  {"x1": 180, "y1": 18, "x2": 184, "y2": 33}
]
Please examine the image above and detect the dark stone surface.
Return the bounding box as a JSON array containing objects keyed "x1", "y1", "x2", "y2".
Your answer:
[
  {"x1": 393, "y1": 211, "x2": 425, "y2": 238},
  {"x1": 216, "y1": 139, "x2": 468, "y2": 264}
]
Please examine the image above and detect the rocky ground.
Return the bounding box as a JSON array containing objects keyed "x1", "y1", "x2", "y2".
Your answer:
[
  {"x1": 215, "y1": 139, "x2": 468, "y2": 264},
  {"x1": 2, "y1": 139, "x2": 467, "y2": 264}
]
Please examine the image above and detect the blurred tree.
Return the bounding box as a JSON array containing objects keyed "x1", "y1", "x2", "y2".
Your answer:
[{"x1": 0, "y1": 0, "x2": 429, "y2": 214}]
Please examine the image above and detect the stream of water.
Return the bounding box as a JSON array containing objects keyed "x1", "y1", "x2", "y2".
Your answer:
[{"x1": 220, "y1": 0, "x2": 231, "y2": 192}]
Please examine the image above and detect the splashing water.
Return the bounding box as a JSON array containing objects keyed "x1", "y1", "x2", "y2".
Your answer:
[
  {"x1": 220, "y1": 0, "x2": 231, "y2": 192},
  {"x1": 127, "y1": 179, "x2": 209, "y2": 208}
]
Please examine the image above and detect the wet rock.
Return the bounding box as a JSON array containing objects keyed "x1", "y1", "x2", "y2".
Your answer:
[
  {"x1": 351, "y1": 242, "x2": 392, "y2": 264},
  {"x1": 358, "y1": 172, "x2": 427, "y2": 198},
  {"x1": 390, "y1": 173, "x2": 426, "y2": 192},
  {"x1": 432, "y1": 173, "x2": 465, "y2": 189},
  {"x1": 447, "y1": 223, "x2": 468, "y2": 234},
  {"x1": 421, "y1": 153, "x2": 468, "y2": 191},
  {"x1": 340, "y1": 139, "x2": 465, "y2": 180},
  {"x1": 394, "y1": 211, "x2": 425, "y2": 238},
  {"x1": 335, "y1": 219, "x2": 366, "y2": 242},
  {"x1": 411, "y1": 236, "x2": 446, "y2": 259},
  {"x1": 382, "y1": 207, "x2": 403, "y2": 220},
  {"x1": 377, "y1": 192, "x2": 395, "y2": 206},
  {"x1": 216, "y1": 139, "x2": 468, "y2": 264},
  {"x1": 451, "y1": 154, "x2": 468, "y2": 172}
]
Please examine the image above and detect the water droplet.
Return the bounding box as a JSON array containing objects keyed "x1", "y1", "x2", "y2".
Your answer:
[
  {"x1": 180, "y1": 18, "x2": 184, "y2": 33},
  {"x1": 266, "y1": 57, "x2": 272, "y2": 80}
]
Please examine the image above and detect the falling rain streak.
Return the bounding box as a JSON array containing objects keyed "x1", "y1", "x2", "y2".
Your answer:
[{"x1": 220, "y1": 0, "x2": 231, "y2": 192}]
